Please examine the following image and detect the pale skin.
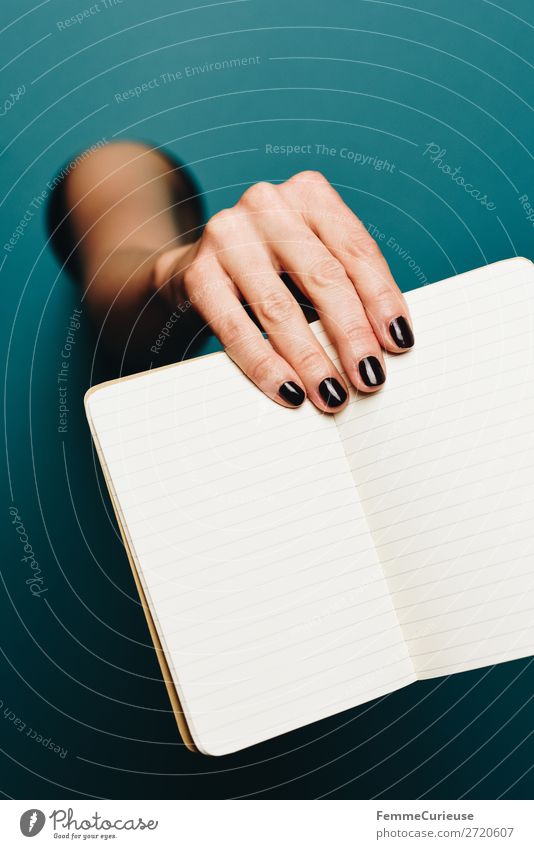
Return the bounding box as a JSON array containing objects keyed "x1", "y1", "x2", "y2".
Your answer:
[{"x1": 61, "y1": 141, "x2": 414, "y2": 411}]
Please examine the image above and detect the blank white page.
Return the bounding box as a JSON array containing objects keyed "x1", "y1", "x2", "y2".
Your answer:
[
  {"x1": 86, "y1": 352, "x2": 414, "y2": 755},
  {"x1": 336, "y1": 257, "x2": 534, "y2": 678}
]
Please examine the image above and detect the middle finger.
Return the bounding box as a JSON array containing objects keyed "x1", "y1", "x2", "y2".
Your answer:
[
  {"x1": 220, "y1": 239, "x2": 350, "y2": 411},
  {"x1": 255, "y1": 209, "x2": 387, "y2": 392}
]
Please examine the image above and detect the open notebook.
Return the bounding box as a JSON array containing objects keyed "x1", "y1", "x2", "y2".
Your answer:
[{"x1": 85, "y1": 256, "x2": 534, "y2": 756}]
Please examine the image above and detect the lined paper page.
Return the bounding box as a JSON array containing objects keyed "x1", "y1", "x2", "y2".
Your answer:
[
  {"x1": 86, "y1": 353, "x2": 414, "y2": 755},
  {"x1": 335, "y1": 257, "x2": 534, "y2": 678}
]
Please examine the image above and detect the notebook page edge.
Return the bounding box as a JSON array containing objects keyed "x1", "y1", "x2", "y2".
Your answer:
[
  {"x1": 334, "y1": 256, "x2": 534, "y2": 681},
  {"x1": 85, "y1": 393, "x2": 204, "y2": 754}
]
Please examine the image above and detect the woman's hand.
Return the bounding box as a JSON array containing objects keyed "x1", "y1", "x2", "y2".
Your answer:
[{"x1": 154, "y1": 170, "x2": 414, "y2": 412}]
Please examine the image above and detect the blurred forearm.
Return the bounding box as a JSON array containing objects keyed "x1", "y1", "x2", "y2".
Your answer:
[{"x1": 61, "y1": 141, "x2": 202, "y2": 368}]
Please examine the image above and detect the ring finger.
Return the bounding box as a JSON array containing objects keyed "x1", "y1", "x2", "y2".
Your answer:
[{"x1": 220, "y1": 244, "x2": 350, "y2": 411}]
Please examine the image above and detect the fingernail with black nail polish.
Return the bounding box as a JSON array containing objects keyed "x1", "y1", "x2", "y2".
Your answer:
[
  {"x1": 358, "y1": 356, "x2": 386, "y2": 388},
  {"x1": 279, "y1": 381, "x2": 305, "y2": 406},
  {"x1": 319, "y1": 377, "x2": 347, "y2": 408},
  {"x1": 389, "y1": 316, "x2": 414, "y2": 349}
]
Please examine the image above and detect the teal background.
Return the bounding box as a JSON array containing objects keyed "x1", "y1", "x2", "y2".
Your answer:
[{"x1": 1, "y1": 0, "x2": 533, "y2": 799}]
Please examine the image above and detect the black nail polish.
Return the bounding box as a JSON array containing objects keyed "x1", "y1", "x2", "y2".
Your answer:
[
  {"x1": 279, "y1": 381, "x2": 305, "y2": 406},
  {"x1": 319, "y1": 377, "x2": 347, "y2": 408},
  {"x1": 389, "y1": 316, "x2": 414, "y2": 348},
  {"x1": 358, "y1": 356, "x2": 386, "y2": 387}
]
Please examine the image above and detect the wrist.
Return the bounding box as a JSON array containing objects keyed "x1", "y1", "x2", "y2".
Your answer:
[{"x1": 152, "y1": 242, "x2": 198, "y2": 309}]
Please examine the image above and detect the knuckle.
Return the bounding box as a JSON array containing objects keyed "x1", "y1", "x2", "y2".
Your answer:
[
  {"x1": 183, "y1": 256, "x2": 210, "y2": 290},
  {"x1": 218, "y1": 313, "x2": 244, "y2": 349},
  {"x1": 257, "y1": 289, "x2": 294, "y2": 325},
  {"x1": 353, "y1": 232, "x2": 383, "y2": 261},
  {"x1": 247, "y1": 351, "x2": 275, "y2": 384},
  {"x1": 336, "y1": 215, "x2": 383, "y2": 260},
  {"x1": 241, "y1": 181, "x2": 277, "y2": 207},
  {"x1": 203, "y1": 207, "x2": 235, "y2": 239},
  {"x1": 291, "y1": 169, "x2": 327, "y2": 186},
  {"x1": 371, "y1": 283, "x2": 395, "y2": 304},
  {"x1": 339, "y1": 317, "x2": 376, "y2": 345},
  {"x1": 297, "y1": 346, "x2": 325, "y2": 374}
]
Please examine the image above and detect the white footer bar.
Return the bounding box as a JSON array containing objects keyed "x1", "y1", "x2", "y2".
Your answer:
[{"x1": 1, "y1": 799, "x2": 532, "y2": 848}]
